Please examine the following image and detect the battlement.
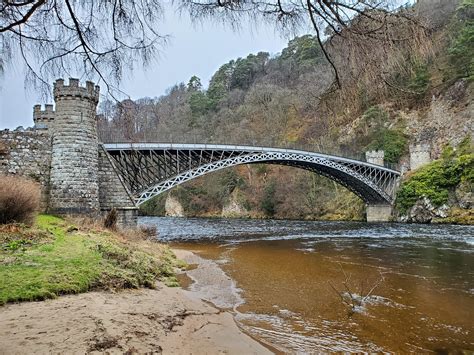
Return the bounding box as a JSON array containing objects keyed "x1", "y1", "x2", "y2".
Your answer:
[
  {"x1": 409, "y1": 143, "x2": 431, "y2": 154},
  {"x1": 366, "y1": 150, "x2": 385, "y2": 166},
  {"x1": 53, "y1": 78, "x2": 100, "y2": 103},
  {"x1": 366, "y1": 150, "x2": 385, "y2": 159},
  {"x1": 409, "y1": 142, "x2": 431, "y2": 170},
  {"x1": 33, "y1": 104, "x2": 55, "y2": 129}
]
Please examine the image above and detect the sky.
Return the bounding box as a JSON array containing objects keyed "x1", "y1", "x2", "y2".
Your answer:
[{"x1": 0, "y1": 3, "x2": 292, "y2": 130}]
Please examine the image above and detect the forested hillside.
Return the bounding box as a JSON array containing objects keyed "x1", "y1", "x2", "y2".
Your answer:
[{"x1": 98, "y1": 0, "x2": 473, "y2": 222}]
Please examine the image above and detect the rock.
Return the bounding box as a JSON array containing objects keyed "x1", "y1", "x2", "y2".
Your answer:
[
  {"x1": 221, "y1": 199, "x2": 246, "y2": 218},
  {"x1": 407, "y1": 197, "x2": 450, "y2": 223},
  {"x1": 165, "y1": 194, "x2": 184, "y2": 217},
  {"x1": 456, "y1": 181, "x2": 473, "y2": 209},
  {"x1": 435, "y1": 204, "x2": 450, "y2": 218},
  {"x1": 221, "y1": 189, "x2": 249, "y2": 218},
  {"x1": 443, "y1": 79, "x2": 467, "y2": 104},
  {"x1": 409, "y1": 198, "x2": 433, "y2": 223}
]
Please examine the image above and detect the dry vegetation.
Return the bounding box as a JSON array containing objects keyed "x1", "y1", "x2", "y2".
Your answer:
[{"x1": 0, "y1": 175, "x2": 40, "y2": 225}]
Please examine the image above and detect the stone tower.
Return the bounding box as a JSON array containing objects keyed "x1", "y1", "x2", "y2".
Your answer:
[
  {"x1": 49, "y1": 78, "x2": 101, "y2": 214},
  {"x1": 33, "y1": 104, "x2": 55, "y2": 130},
  {"x1": 409, "y1": 143, "x2": 431, "y2": 171},
  {"x1": 365, "y1": 150, "x2": 385, "y2": 166}
]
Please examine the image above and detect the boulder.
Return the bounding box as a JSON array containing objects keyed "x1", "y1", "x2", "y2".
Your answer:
[{"x1": 164, "y1": 194, "x2": 185, "y2": 217}]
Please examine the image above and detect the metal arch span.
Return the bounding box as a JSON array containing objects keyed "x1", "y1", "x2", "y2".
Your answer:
[{"x1": 102, "y1": 143, "x2": 401, "y2": 206}]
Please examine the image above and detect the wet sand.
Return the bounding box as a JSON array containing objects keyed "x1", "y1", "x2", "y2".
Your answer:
[{"x1": 0, "y1": 252, "x2": 271, "y2": 354}]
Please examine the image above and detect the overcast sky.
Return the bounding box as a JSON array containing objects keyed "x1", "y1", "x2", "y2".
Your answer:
[{"x1": 0, "y1": 3, "x2": 295, "y2": 130}]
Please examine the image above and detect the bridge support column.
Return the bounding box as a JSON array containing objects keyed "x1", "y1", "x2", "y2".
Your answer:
[
  {"x1": 366, "y1": 204, "x2": 393, "y2": 222},
  {"x1": 98, "y1": 147, "x2": 138, "y2": 227}
]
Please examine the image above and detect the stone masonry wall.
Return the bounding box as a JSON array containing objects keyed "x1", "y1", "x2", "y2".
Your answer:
[
  {"x1": 98, "y1": 147, "x2": 138, "y2": 225},
  {"x1": 0, "y1": 128, "x2": 52, "y2": 209},
  {"x1": 98, "y1": 147, "x2": 136, "y2": 209}
]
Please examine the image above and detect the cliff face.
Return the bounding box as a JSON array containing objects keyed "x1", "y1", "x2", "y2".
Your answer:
[{"x1": 113, "y1": 0, "x2": 472, "y2": 223}]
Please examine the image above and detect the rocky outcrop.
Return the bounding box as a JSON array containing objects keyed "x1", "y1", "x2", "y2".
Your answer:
[
  {"x1": 455, "y1": 181, "x2": 473, "y2": 210},
  {"x1": 401, "y1": 197, "x2": 450, "y2": 223},
  {"x1": 221, "y1": 189, "x2": 249, "y2": 218},
  {"x1": 405, "y1": 81, "x2": 473, "y2": 159},
  {"x1": 165, "y1": 194, "x2": 185, "y2": 217}
]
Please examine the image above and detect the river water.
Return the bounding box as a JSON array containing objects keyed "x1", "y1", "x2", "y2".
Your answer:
[{"x1": 140, "y1": 216, "x2": 474, "y2": 353}]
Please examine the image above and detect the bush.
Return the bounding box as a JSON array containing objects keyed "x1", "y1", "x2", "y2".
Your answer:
[
  {"x1": 396, "y1": 139, "x2": 474, "y2": 213},
  {"x1": 366, "y1": 128, "x2": 408, "y2": 163},
  {"x1": 261, "y1": 180, "x2": 277, "y2": 217},
  {"x1": 103, "y1": 208, "x2": 118, "y2": 230},
  {"x1": 0, "y1": 175, "x2": 40, "y2": 225}
]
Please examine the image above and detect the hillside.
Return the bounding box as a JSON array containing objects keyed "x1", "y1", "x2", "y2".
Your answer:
[{"x1": 98, "y1": 0, "x2": 473, "y2": 223}]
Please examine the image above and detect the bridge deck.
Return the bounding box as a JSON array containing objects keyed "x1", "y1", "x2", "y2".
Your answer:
[{"x1": 103, "y1": 143, "x2": 400, "y2": 175}]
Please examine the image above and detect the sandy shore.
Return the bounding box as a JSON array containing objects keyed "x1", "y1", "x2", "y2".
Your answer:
[{"x1": 0, "y1": 251, "x2": 271, "y2": 354}]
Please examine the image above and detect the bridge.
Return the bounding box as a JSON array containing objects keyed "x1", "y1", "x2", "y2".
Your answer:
[
  {"x1": 2, "y1": 78, "x2": 403, "y2": 225},
  {"x1": 102, "y1": 143, "x2": 400, "y2": 211}
]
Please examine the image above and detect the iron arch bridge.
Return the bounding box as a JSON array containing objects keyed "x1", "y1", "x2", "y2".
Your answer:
[{"x1": 102, "y1": 143, "x2": 401, "y2": 206}]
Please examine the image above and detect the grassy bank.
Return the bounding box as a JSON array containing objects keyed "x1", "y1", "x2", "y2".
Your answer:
[{"x1": 0, "y1": 215, "x2": 182, "y2": 305}]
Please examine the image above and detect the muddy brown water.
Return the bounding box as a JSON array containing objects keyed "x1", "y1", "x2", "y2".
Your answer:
[{"x1": 140, "y1": 217, "x2": 474, "y2": 353}]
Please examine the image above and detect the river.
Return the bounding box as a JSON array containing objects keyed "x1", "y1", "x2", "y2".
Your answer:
[{"x1": 140, "y1": 216, "x2": 474, "y2": 353}]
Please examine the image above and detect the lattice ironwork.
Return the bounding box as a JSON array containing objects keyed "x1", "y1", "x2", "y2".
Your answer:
[{"x1": 102, "y1": 143, "x2": 401, "y2": 206}]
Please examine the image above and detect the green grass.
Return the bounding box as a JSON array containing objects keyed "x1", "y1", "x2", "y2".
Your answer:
[{"x1": 0, "y1": 215, "x2": 182, "y2": 305}]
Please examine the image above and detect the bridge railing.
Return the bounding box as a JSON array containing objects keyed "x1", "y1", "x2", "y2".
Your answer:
[{"x1": 98, "y1": 129, "x2": 400, "y2": 171}]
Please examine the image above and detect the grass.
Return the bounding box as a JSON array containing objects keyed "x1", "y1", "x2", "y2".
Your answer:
[{"x1": 0, "y1": 215, "x2": 183, "y2": 305}]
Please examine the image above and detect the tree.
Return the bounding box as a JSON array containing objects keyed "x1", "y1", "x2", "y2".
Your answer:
[
  {"x1": 230, "y1": 52, "x2": 269, "y2": 90},
  {"x1": 181, "y1": 0, "x2": 426, "y2": 89},
  {"x1": 207, "y1": 61, "x2": 235, "y2": 108},
  {"x1": 189, "y1": 91, "x2": 212, "y2": 119},
  {"x1": 261, "y1": 179, "x2": 277, "y2": 216},
  {"x1": 187, "y1": 75, "x2": 203, "y2": 91},
  {"x1": 280, "y1": 35, "x2": 323, "y2": 68},
  {"x1": 1, "y1": 1, "x2": 424, "y2": 93},
  {"x1": 1, "y1": 0, "x2": 165, "y2": 93}
]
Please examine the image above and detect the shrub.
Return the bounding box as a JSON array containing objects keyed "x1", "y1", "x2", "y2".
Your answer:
[
  {"x1": 103, "y1": 208, "x2": 118, "y2": 230},
  {"x1": 218, "y1": 169, "x2": 244, "y2": 198},
  {"x1": 366, "y1": 128, "x2": 408, "y2": 163},
  {"x1": 0, "y1": 175, "x2": 40, "y2": 225},
  {"x1": 396, "y1": 139, "x2": 474, "y2": 213},
  {"x1": 261, "y1": 180, "x2": 277, "y2": 217},
  {"x1": 362, "y1": 105, "x2": 389, "y2": 127}
]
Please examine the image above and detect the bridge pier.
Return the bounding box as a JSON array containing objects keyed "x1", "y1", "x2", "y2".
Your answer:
[{"x1": 366, "y1": 205, "x2": 393, "y2": 222}]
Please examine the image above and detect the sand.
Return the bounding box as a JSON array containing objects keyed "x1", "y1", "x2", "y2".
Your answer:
[{"x1": 0, "y1": 251, "x2": 271, "y2": 354}]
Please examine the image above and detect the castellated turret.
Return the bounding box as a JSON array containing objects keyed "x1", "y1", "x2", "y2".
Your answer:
[
  {"x1": 49, "y1": 78, "x2": 101, "y2": 214},
  {"x1": 365, "y1": 150, "x2": 385, "y2": 166},
  {"x1": 409, "y1": 142, "x2": 431, "y2": 171},
  {"x1": 33, "y1": 104, "x2": 55, "y2": 130}
]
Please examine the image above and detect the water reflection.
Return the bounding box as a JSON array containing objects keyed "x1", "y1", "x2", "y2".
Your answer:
[{"x1": 140, "y1": 217, "x2": 474, "y2": 352}]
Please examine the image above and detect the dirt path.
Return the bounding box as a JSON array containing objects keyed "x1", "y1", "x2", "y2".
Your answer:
[{"x1": 0, "y1": 284, "x2": 270, "y2": 354}]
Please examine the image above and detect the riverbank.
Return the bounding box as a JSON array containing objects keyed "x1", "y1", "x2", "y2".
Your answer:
[
  {"x1": 0, "y1": 215, "x2": 270, "y2": 354},
  {"x1": 0, "y1": 285, "x2": 269, "y2": 354}
]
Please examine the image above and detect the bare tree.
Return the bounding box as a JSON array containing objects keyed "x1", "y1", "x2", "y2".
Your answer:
[
  {"x1": 1, "y1": 0, "x2": 426, "y2": 94},
  {"x1": 1, "y1": 0, "x2": 166, "y2": 94}
]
